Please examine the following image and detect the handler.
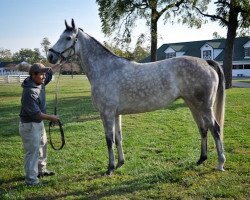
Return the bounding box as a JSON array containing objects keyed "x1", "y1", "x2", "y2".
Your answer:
[{"x1": 19, "y1": 63, "x2": 59, "y2": 186}]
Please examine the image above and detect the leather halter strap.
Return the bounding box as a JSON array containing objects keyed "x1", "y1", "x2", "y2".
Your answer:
[{"x1": 49, "y1": 29, "x2": 79, "y2": 60}]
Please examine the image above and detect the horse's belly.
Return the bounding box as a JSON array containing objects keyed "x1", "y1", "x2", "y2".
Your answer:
[{"x1": 117, "y1": 92, "x2": 177, "y2": 114}]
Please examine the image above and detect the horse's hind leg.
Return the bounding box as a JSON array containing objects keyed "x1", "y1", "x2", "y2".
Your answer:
[
  {"x1": 209, "y1": 120, "x2": 226, "y2": 171},
  {"x1": 115, "y1": 115, "x2": 125, "y2": 169},
  {"x1": 185, "y1": 101, "x2": 208, "y2": 165},
  {"x1": 197, "y1": 127, "x2": 208, "y2": 165},
  {"x1": 203, "y1": 110, "x2": 226, "y2": 171}
]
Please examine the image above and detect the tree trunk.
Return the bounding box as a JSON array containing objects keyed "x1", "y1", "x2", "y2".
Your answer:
[
  {"x1": 150, "y1": 7, "x2": 158, "y2": 62},
  {"x1": 222, "y1": 4, "x2": 239, "y2": 89}
]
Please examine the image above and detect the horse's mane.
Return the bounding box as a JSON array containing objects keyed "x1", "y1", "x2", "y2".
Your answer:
[
  {"x1": 84, "y1": 31, "x2": 131, "y2": 61},
  {"x1": 64, "y1": 27, "x2": 131, "y2": 61}
]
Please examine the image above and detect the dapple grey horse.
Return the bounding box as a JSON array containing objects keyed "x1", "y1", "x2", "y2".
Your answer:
[{"x1": 48, "y1": 19, "x2": 226, "y2": 175}]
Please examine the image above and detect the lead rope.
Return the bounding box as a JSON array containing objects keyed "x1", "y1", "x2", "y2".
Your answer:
[{"x1": 48, "y1": 64, "x2": 65, "y2": 150}]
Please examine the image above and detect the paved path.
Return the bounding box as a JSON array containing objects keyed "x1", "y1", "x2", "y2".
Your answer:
[{"x1": 232, "y1": 81, "x2": 250, "y2": 88}]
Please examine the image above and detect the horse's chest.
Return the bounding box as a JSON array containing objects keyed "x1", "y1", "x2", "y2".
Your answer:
[{"x1": 91, "y1": 84, "x2": 119, "y2": 111}]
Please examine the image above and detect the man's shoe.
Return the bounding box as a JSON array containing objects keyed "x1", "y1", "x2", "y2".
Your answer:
[{"x1": 38, "y1": 170, "x2": 55, "y2": 178}]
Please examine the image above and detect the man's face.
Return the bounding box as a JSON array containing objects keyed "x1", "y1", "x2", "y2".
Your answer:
[{"x1": 31, "y1": 72, "x2": 46, "y2": 85}]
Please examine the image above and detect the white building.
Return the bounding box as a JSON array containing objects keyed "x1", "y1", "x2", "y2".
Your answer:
[{"x1": 141, "y1": 36, "x2": 250, "y2": 77}]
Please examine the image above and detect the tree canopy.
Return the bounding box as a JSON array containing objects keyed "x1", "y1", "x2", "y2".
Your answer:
[
  {"x1": 0, "y1": 48, "x2": 12, "y2": 62},
  {"x1": 12, "y1": 48, "x2": 43, "y2": 64},
  {"x1": 96, "y1": 0, "x2": 209, "y2": 61},
  {"x1": 194, "y1": 0, "x2": 250, "y2": 88},
  {"x1": 41, "y1": 37, "x2": 51, "y2": 57},
  {"x1": 0, "y1": 38, "x2": 51, "y2": 64}
]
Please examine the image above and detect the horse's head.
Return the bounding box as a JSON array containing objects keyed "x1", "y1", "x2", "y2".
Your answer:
[{"x1": 48, "y1": 19, "x2": 79, "y2": 64}]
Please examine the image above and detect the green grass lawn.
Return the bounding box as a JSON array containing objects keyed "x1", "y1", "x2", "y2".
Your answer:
[
  {"x1": 0, "y1": 75, "x2": 249, "y2": 199},
  {"x1": 233, "y1": 78, "x2": 250, "y2": 83}
]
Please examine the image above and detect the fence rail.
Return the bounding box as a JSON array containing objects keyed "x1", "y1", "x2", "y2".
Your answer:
[{"x1": 0, "y1": 75, "x2": 29, "y2": 83}]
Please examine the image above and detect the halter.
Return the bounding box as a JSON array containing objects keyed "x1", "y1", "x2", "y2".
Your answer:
[
  {"x1": 48, "y1": 28, "x2": 80, "y2": 150},
  {"x1": 49, "y1": 29, "x2": 79, "y2": 61}
]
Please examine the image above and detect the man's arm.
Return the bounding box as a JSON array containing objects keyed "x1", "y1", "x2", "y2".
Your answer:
[
  {"x1": 44, "y1": 68, "x2": 53, "y2": 85},
  {"x1": 38, "y1": 113, "x2": 59, "y2": 122}
]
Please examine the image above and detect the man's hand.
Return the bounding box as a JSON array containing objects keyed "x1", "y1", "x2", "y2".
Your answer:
[{"x1": 49, "y1": 115, "x2": 60, "y2": 122}]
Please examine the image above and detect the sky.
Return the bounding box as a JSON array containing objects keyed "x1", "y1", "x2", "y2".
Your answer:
[{"x1": 0, "y1": 0, "x2": 227, "y2": 55}]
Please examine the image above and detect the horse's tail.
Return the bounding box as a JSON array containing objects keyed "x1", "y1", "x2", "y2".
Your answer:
[{"x1": 206, "y1": 60, "x2": 226, "y2": 140}]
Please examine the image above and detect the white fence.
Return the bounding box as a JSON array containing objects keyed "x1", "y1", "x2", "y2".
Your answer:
[
  {"x1": 0, "y1": 75, "x2": 29, "y2": 83},
  {"x1": 232, "y1": 69, "x2": 250, "y2": 77},
  {"x1": 0, "y1": 75, "x2": 55, "y2": 84}
]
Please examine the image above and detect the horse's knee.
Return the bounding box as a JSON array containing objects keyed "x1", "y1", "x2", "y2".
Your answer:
[{"x1": 199, "y1": 127, "x2": 208, "y2": 138}]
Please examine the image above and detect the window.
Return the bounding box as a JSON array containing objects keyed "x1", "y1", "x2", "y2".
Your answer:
[
  {"x1": 233, "y1": 65, "x2": 243, "y2": 69},
  {"x1": 203, "y1": 50, "x2": 212, "y2": 60},
  {"x1": 245, "y1": 48, "x2": 250, "y2": 57},
  {"x1": 166, "y1": 52, "x2": 176, "y2": 59},
  {"x1": 233, "y1": 65, "x2": 250, "y2": 69},
  {"x1": 244, "y1": 65, "x2": 250, "y2": 69}
]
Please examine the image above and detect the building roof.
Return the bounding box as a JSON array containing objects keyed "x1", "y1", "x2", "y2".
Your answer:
[{"x1": 141, "y1": 36, "x2": 250, "y2": 63}]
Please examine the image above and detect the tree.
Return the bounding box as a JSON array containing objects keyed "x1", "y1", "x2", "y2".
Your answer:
[
  {"x1": 41, "y1": 37, "x2": 51, "y2": 57},
  {"x1": 13, "y1": 48, "x2": 43, "y2": 64},
  {"x1": 212, "y1": 32, "x2": 224, "y2": 39},
  {"x1": 104, "y1": 41, "x2": 134, "y2": 59},
  {"x1": 0, "y1": 48, "x2": 13, "y2": 62},
  {"x1": 133, "y1": 33, "x2": 150, "y2": 61},
  {"x1": 194, "y1": 0, "x2": 250, "y2": 88},
  {"x1": 104, "y1": 33, "x2": 150, "y2": 61},
  {"x1": 96, "y1": 0, "x2": 195, "y2": 62}
]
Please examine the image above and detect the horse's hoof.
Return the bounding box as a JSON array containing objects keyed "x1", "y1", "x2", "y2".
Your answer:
[
  {"x1": 216, "y1": 167, "x2": 225, "y2": 171},
  {"x1": 116, "y1": 160, "x2": 125, "y2": 169},
  {"x1": 196, "y1": 156, "x2": 207, "y2": 165},
  {"x1": 106, "y1": 169, "x2": 114, "y2": 176},
  {"x1": 106, "y1": 165, "x2": 115, "y2": 176},
  {"x1": 216, "y1": 165, "x2": 225, "y2": 171}
]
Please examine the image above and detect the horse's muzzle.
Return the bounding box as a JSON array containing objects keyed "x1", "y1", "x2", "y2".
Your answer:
[{"x1": 47, "y1": 51, "x2": 60, "y2": 64}]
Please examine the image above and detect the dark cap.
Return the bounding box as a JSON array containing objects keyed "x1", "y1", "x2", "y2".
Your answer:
[{"x1": 29, "y1": 63, "x2": 51, "y2": 75}]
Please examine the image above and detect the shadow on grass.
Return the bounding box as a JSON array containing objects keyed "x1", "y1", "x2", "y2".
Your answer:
[
  {"x1": 23, "y1": 164, "x2": 214, "y2": 200},
  {"x1": 0, "y1": 176, "x2": 24, "y2": 185}
]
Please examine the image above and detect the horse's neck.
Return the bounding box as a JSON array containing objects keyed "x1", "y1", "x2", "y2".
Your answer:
[{"x1": 77, "y1": 32, "x2": 125, "y2": 81}]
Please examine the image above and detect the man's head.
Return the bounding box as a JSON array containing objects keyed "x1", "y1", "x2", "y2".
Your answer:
[{"x1": 29, "y1": 63, "x2": 51, "y2": 85}]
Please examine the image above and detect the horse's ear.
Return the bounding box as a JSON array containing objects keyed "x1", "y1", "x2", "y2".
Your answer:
[
  {"x1": 71, "y1": 19, "x2": 75, "y2": 29},
  {"x1": 65, "y1": 20, "x2": 70, "y2": 29}
]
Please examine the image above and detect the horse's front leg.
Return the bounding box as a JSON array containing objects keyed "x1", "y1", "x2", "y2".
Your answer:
[
  {"x1": 101, "y1": 112, "x2": 116, "y2": 175},
  {"x1": 115, "y1": 115, "x2": 125, "y2": 169}
]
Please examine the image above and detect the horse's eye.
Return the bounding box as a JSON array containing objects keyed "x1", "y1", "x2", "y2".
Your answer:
[{"x1": 66, "y1": 36, "x2": 71, "y2": 41}]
